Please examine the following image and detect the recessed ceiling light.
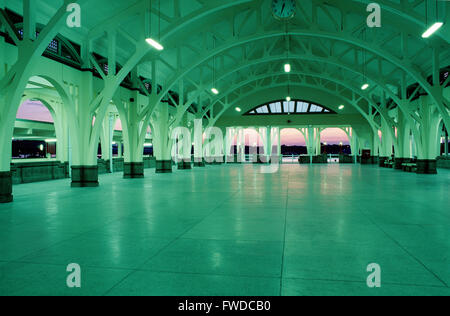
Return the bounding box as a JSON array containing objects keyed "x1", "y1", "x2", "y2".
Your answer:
[
  {"x1": 211, "y1": 88, "x2": 219, "y2": 95},
  {"x1": 422, "y1": 22, "x2": 443, "y2": 38},
  {"x1": 145, "y1": 38, "x2": 164, "y2": 51},
  {"x1": 339, "y1": 105, "x2": 345, "y2": 110},
  {"x1": 361, "y1": 84, "x2": 369, "y2": 90},
  {"x1": 235, "y1": 107, "x2": 242, "y2": 112},
  {"x1": 286, "y1": 96, "x2": 291, "y2": 102}
]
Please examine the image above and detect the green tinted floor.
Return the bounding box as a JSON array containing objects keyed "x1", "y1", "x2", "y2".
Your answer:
[{"x1": 0, "y1": 165, "x2": 449, "y2": 296}]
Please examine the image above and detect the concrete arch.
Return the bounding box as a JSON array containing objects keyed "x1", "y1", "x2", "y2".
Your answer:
[
  {"x1": 206, "y1": 54, "x2": 396, "y2": 102},
  {"x1": 213, "y1": 81, "x2": 388, "y2": 152},
  {"x1": 206, "y1": 72, "x2": 382, "y2": 136},
  {"x1": 19, "y1": 94, "x2": 67, "y2": 162},
  {"x1": 156, "y1": 29, "x2": 449, "y2": 131},
  {"x1": 205, "y1": 70, "x2": 375, "y2": 121},
  {"x1": 25, "y1": 73, "x2": 81, "y2": 162}
]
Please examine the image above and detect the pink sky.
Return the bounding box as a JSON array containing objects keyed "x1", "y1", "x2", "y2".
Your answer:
[
  {"x1": 17, "y1": 101, "x2": 123, "y2": 130},
  {"x1": 281, "y1": 128, "x2": 349, "y2": 146},
  {"x1": 17, "y1": 101, "x2": 349, "y2": 145}
]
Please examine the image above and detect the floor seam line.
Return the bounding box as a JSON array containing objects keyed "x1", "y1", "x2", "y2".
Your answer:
[
  {"x1": 279, "y1": 172, "x2": 290, "y2": 297},
  {"x1": 101, "y1": 189, "x2": 241, "y2": 296},
  {"x1": 365, "y1": 215, "x2": 449, "y2": 288}
]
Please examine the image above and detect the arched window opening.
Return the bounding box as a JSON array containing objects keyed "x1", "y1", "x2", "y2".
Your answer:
[
  {"x1": 13, "y1": 100, "x2": 56, "y2": 160},
  {"x1": 280, "y1": 128, "x2": 306, "y2": 163}
]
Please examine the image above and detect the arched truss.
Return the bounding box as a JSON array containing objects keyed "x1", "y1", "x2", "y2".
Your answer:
[
  {"x1": 87, "y1": 0, "x2": 449, "y2": 47},
  {"x1": 208, "y1": 74, "x2": 393, "y2": 155},
  {"x1": 3, "y1": 0, "x2": 449, "y2": 135},
  {"x1": 159, "y1": 31, "x2": 447, "y2": 118},
  {"x1": 12, "y1": 22, "x2": 83, "y2": 67},
  {"x1": 198, "y1": 55, "x2": 396, "y2": 122},
  {"x1": 195, "y1": 55, "x2": 399, "y2": 139},
  {"x1": 128, "y1": 0, "x2": 449, "y2": 131},
  {"x1": 244, "y1": 100, "x2": 336, "y2": 115},
  {"x1": 204, "y1": 73, "x2": 382, "y2": 132}
]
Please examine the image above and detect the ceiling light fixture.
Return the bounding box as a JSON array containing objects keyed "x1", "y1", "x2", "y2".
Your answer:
[
  {"x1": 235, "y1": 107, "x2": 242, "y2": 112},
  {"x1": 422, "y1": 22, "x2": 443, "y2": 38},
  {"x1": 339, "y1": 105, "x2": 345, "y2": 110},
  {"x1": 361, "y1": 84, "x2": 369, "y2": 90},
  {"x1": 146, "y1": 0, "x2": 164, "y2": 50},
  {"x1": 211, "y1": 36, "x2": 219, "y2": 96},
  {"x1": 422, "y1": 1, "x2": 443, "y2": 38},
  {"x1": 285, "y1": 21, "x2": 292, "y2": 111},
  {"x1": 284, "y1": 63, "x2": 291, "y2": 73},
  {"x1": 145, "y1": 38, "x2": 164, "y2": 51}
]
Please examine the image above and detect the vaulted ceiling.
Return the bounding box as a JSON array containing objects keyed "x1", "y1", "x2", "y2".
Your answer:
[{"x1": 4, "y1": 0, "x2": 450, "y2": 126}]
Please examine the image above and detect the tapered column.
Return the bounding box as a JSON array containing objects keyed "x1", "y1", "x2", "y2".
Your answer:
[
  {"x1": 0, "y1": 172, "x2": 13, "y2": 203},
  {"x1": 152, "y1": 104, "x2": 172, "y2": 173},
  {"x1": 193, "y1": 119, "x2": 205, "y2": 167},
  {"x1": 116, "y1": 93, "x2": 146, "y2": 179},
  {"x1": 445, "y1": 128, "x2": 449, "y2": 157},
  {"x1": 118, "y1": 141, "x2": 123, "y2": 158},
  {"x1": 415, "y1": 96, "x2": 440, "y2": 174}
]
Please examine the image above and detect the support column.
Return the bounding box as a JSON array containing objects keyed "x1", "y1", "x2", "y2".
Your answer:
[
  {"x1": 225, "y1": 127, "x2": 234, "y2": 163},
  {"x1": 0, "y1": 172, "x2": 13, "y2": 203},
  {"x1": 415, "y1": 96, "x2": 440, "y2": 174},
  {"x1": 71, "y1": 166, "x2": 99, "y2": 187},
  {"x1": 193, "y1": 118, "x2": 205, "y2": 167},
  {"x1": 115, "y1": 93, "x2": 146, "y2": 179},
  {"x1": 123, "y1": 162, "x2": 144, "y2": 178},
  {"x1": 0, "y1": 117, "x2": 13, "y2": 202},
  {"x1": 70, "y1": 75, "x2": 101, "y2": 188},
  {"x1": 237, "y1": 128, "x2": 245, "y2": 163},
  {"x1": 277, "y1": 128, "x2": 281, "y2": 161},
  {"x1": 118, "y1": 141, "x2": 123, "y2": 158},
  {"x1": 394, "y1": 113, "x2": 411, "y2": 170},
  {"x1": 445, "y1": 128, "x2": 449, "y2": 157},
  {"x1": 379, "y1": 119, "x2": 394, "y2": 167},
  {"x1": 152, "y1": 103, "x2": 172, "y2": 173},
  {"x1": 109, "y1": 114, "x2": 114, "y2": 174},
  {"x1": 258, "y1": 126, "x2": 271, "y2": 163}
]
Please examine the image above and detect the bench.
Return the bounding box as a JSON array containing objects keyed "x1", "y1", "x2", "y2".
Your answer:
[
  {"x1": 383, "y1": 160, "x2": 394, "y2": 168},
  {"x1": 402, "y1": 163, "x2": 417, "y2": 172}
]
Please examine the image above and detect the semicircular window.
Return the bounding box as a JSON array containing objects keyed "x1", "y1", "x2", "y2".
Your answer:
[{"x1": 245, "y1": 100, "x2": 336, "y2": 115}]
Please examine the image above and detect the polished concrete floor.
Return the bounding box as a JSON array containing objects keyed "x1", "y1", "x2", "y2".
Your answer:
[{"x1": 0, "y1": 164, "x2": 449, "y2": 296}]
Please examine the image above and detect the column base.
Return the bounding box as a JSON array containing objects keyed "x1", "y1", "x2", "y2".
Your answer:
[
  {"x1": 225, "y1": 155, "x2": 243, "y2": 164},
  {"x1": 339, "y1": 155, "x2": 354, "y2": 164},
  {"x1": 298, "y1": 156, "x2": 310, "y2": 164},
  {"x1": 379, "y1": 157, "x2": 389, "y2": 167},
  {"x1": 255, "y1": 155, "x2": 270, "y2": 164},
  {"x1": 178, "y1": 161, "x2": 192, "y2": 170},
  {"x1": 71, "y1": 166, "x2": 99, "y2": 188},
  {"x1": 211, "y1": 156, "x2": 225, "y2": 165},
  {"x1": 156, "y1": 160, "x2": 172, "y2": 174},
  {"x1": 194, "y1": 159, "x2": 206, "y2": 167},
  {"x1": 394, "y1": 158, "x2": 404, "y2": 170},
  {"x1": 0, "y1": 172, "x2": 13, "y2": 203},
  {"x1": 312, "y1": 155, "x2": 328, "y2": 164},
  {"x1": 124, "y1": 162, "x2": 144, "y2": 178},
  {"x1": 416, "y1": 159, "x2": 437, "y2": 174}
]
